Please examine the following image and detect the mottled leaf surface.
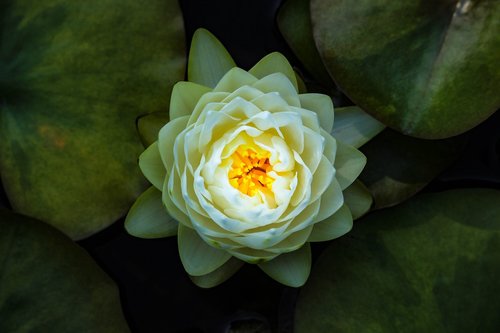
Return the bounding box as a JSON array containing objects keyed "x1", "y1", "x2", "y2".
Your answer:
[
  {"x1": 296, "y1": 189, "x2": 500, "y2": 332},
  {"x1": 277, "y1": 0, "x2": 333, "y2": 88},
  {"x1": 0, "y1": 210, "x2": 130, "y2": 333},
  {"x1": 311, "y1": 0, "x2": 500, "y2": 138},
  {"x1": 360, "y1": 129, "x2": 465, "y2": 208},
  {"x1": 0, "y1": 0, "x2": 185, "y2": 239}
]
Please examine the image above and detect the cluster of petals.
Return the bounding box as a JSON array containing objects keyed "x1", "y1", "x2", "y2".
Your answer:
[{"x1": 127, "y1": 30, "x2": 374, "y2": 287}]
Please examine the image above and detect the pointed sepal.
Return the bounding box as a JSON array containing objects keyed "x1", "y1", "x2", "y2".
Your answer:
[{"x1": 125, "y1": 186, "x2": 178, "y2": 239}]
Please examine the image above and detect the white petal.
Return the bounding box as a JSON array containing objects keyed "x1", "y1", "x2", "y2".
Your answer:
[
  {"x1": 169, "y1": 81, "x2": 212, "y2": 120},
  {"x1": 267, "y1": 226, "x2": 313, "y2": 254},
  {"x1": 214, "y1": 67, "x2": 258, "y2": 92},
  {"x1": 158, "y1": 116, "x2": 189, "y2": 171},
  {"x1": 313, "y1": 178, "x2": 344, "y2": 223},
  {"x1": 222, "y1": 85, "x2": 264, "y2": 103},
  {"x1": 251, "y1": 92, "x2": 290, "y2": 112},
  {"x1": 163, "y1": 174, "x2": 191, "y2": 227},
  {"x1": 322, "y1": 129, "x2": 337, "y2": 164},
  {"x1": 299, "y1": 93, "x2": 334, "y2": 132},
  {"x1": 252, "y1": 73, "x2": 300, "y2": 107},
  {"x1": 301, "y1": 127, "x2": 325, "y2": 174},
  {"x1": 188, "y1": 92, "x2": 229, "y2": 125},
  {"x1": 249, "y1": 52, "x2": 298, "y2": 91}
]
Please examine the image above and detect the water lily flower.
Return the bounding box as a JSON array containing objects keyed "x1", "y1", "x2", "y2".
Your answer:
[{"x1": 125, "y1": 29, "x2": 384, "y2": 287}]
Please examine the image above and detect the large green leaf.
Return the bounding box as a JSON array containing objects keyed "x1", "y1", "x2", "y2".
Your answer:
[
  {"x1": 295, "y1": 189, "x2": 500, "y2": 332},
  {"x1": 0, "y1": 0, "x2": 185, "y2": 239},
  {"x1": 359, "y1": 129, "x2": 465, "y2": 208},
  {"x1": 0, "y1": 209, "x2": 130, "y2": 332},
  {"x1": 277, "y1": 0, "x2": 334, "y2": 89},
  {"x1": 311, "y1": 0, "x2": 500, "y2": 138}
]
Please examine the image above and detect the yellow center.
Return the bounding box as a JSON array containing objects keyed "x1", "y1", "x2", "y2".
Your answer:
[{"x1": 228, "y1": 146, "x2": 275, "y2": 197}]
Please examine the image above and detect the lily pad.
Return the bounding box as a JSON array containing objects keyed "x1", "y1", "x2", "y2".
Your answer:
[
  {"x1": 359, "y1": 129, "x2": 465, "y2": 208},
  {"x1": 0, "y1": 0, "x2": 185, "y2": 239},
  {"x1": 277, "y1": 0, "x2": 334, "y2": 89},
  {"x1": 0, "y1": 209, "x2": 130, "y2": 332},
  {"x1": 311, "y1": 0, "x2": 500, "y2": 138},
  {"x1": 295, "y1": 189, "x2": 500, "y2": 332}
]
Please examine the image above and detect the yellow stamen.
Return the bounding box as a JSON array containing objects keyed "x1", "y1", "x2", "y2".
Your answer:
[{"x1": 228, "y1": 146, "x2": 275, "y2": 197}]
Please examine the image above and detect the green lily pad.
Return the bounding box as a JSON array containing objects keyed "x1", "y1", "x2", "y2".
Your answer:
[
  {"x1": 0, "y1": 0, "x2": 185, "y2": 239},
  {"x1": 0, "y1": 209, "x2": 130, "y2": 332},
  {"x1": 295, "y1": 189, "x2": 500, "y2": 332},
  {"x1": 311, "y1": 0, "x2": 500, "y2": 138},
  {"x1": 359, "y1": 129, "x2": 465, "y2": 209},
  {"x1": 277, "y1": 0, "x2": 334, "y2": 89}
]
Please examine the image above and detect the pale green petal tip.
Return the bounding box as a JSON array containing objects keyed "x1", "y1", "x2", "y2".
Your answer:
[
  {"x1": 344, "y1": 180, "x2": 373, "y2": 219},
  {"x1": 190, "y1": 258, "x2": 244, "y2": 288},
  {"x1": 332, "y1": 106, "x2": 385, "y2": 148},
  {"x1": 188, "y1": 28, "x2": 236, "y2": 88},
  {"x1": 299, "y1": 93, "x2": 334, "y2": 133},
  {"x1": 178, "y1": 224, "x2": 232, "y2": 276},
  {"x1": 214, "y1": 67, "x2": 258, "y2": 92},
  {"x1": 249, "y1": 52, "x2": 298, "y2": 91},
  {"x1": 335, "y1": 141, "x2": 367, "y2": 190},
  {"x1": 125, "y1": 187, "x2": 178, "y2": 239},
  {"x1": 309, "y1": 205, "x2": 353, "y2": 242},
  {"x1": 138, "y1": 141, "x2": 165, "y2": 190},
  {"x1": 169, "y1": 81, "x2": 212, "y2": 120},
  {"x1": 258, "y1": 244, "x2": 311, "y2": 287}
]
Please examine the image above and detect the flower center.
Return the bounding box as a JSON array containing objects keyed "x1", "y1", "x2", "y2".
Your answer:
[{"x1": 228, "y1": 146, "x2": 275, "y2": 197}]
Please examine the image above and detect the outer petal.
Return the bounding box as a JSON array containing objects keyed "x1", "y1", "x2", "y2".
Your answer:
[
  {"x1": 229, "y1": 247, "x2": 279, "y2": 264},
  {"x1": 163, "y1": 175, "x2": 191, "y2": 226},
  {"x1": 267, "y1": 226, "x2": 313, "y2": 254},
  {"x1": 188, "y1": 28, "x2": 236, "y2": 88},
  {"x1": 125, "y1": 186, "x2": 177, "y2": 239},
  {"x1": 308, "y1": 205, "x2": 353, "y2": 242},
  {"x1": 170, "y1": 81, "x2": 212, "y2": 120},
  {"x1": 343, "y1": 180, "x2": 373, "y2": 219},
  {"x1": 178, "y1": 224, "x2": 232, "y2": 276},
  {"x1": 258, "y1": 243, "x2": 311, "y2": 287},
  {"x1": 213, "y1": 67, "x2": 258, "y2": 92},
  {"x1": 310, "y1": 155, "x2": 334, "y2": 202},
  {"x1": 252, "y1": 73, "x2": 300, "y2": 107},
  {"x1": 190, "y1": 257, "x2": 244, "y2": 288},
  {"x1": 299, "y1": 93, "x2": 334, "y2": 133},
  {"x1": 251, "y1": 92, "x2": 290, "y2": 112},
  {"x1": 301, "y1": 127, "x2": 325, "y2": 174},
  {"x1": 334, "y1": 140, "x2": 367, "y2": 190},
  {"x1": 139, "y1": 141, "x2": 164, "y2": 190},
  {"x1": 188, "y1": 92, "x2": 230, "y2": 125},
  {"x1": 249, "y1": 52, "x2": 298, "y2": 91},
  {"x1": 314, "y1": 178, "x2": 344, "y2": 223},
  {"x1": 322, "y1": 129, "x2": 337, "y2": 164},
  {"x1": 158, "y1": 116, "x2": 189, "y2": 171},
  {"x1": 331, "y1": 106, "x2": 385, "y2": 148}
]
